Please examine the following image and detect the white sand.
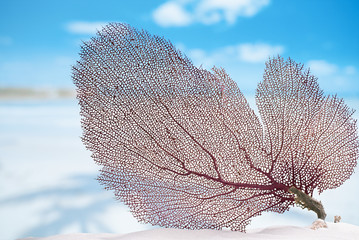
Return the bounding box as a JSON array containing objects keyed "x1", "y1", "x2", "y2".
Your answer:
[
  {"x1": 1, "y1": 99, "x2": 359, "y2": 240},
  {"x1": 20, "y1": 222, "x2": 359, "y2": 240}
]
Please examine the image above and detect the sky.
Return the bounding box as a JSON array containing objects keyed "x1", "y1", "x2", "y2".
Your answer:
[{"x1": 0, "y1": 0, "x2": 358, "y2": 98}]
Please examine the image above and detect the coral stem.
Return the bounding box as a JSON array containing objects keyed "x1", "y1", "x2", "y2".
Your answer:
[{"x1": 288, "y1": 186, "x2": 326, "y2": 220}]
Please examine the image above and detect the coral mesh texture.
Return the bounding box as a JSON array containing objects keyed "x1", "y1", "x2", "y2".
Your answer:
[{"x1": 73, "y1": 23, "x2": 358, "y2": 231}]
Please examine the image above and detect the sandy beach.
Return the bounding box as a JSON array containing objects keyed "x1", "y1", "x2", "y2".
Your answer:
[{"x1": 1, "y1": 91, "x2": 358, "y2": 240}]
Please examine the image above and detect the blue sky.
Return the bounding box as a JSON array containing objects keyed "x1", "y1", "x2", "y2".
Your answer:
[{"x1": 0, "y1": 0, "x2": 358, "y2": 97}]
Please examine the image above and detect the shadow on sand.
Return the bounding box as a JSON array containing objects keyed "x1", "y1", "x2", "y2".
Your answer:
[{"x1": 1, "y1": 173, "x2": 120, "y2": 238}]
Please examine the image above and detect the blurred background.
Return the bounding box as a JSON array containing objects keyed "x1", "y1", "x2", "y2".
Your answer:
[{"x1": 1, "y1": 0, "x2": 358, "y2": 239}]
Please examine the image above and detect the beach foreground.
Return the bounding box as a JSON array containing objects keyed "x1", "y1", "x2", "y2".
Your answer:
[
  {"x1": 1, "y1": 97, "x2": 359, "y2": 239},
  {"x1": 20, "y1": 222, "x2": 359, "y2": 240}
]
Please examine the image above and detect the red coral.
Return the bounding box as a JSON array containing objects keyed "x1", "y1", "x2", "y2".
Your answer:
[{"x1": 73, "y1": 23, "x2": 358, "y2": 231}]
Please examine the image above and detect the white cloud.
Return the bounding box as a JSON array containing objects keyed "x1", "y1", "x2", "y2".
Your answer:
[
  {"x1": 152, "y1": 0, "x2": 270, "y2": 27},
  {"x1": 152, "y1": 1, "x2": 193, "y2": 27},
  {"x1": 177, "y1": 42, "x2": 285, "y2": 97},
  {"x1": 305, "y1": 60, "x2": 359, "y2": 98},
  {"x1": 237, "y1": 43, "x2": 284, "y2": 63},
  {"x1": 180, "y1": 44, "x2": 358, "y2": 99},
  {"x1": 344, "y1": 66, "x2": 356, "y2": 75},
  {"x1": 197, "y1": 0, "x2": 270, "y2": 24},
  {"x1": 187, "y1": 48, "x2": 209, "y2": 65},
  {"x1": 179, "y1": 42, "x2": 284, "y2": 68},
  {"x1": 307, "y1": 60, "x2": 338, "y2": 76},
  {"x1": 66, "y1": 21, "x2": 108, "y2": 35}
]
